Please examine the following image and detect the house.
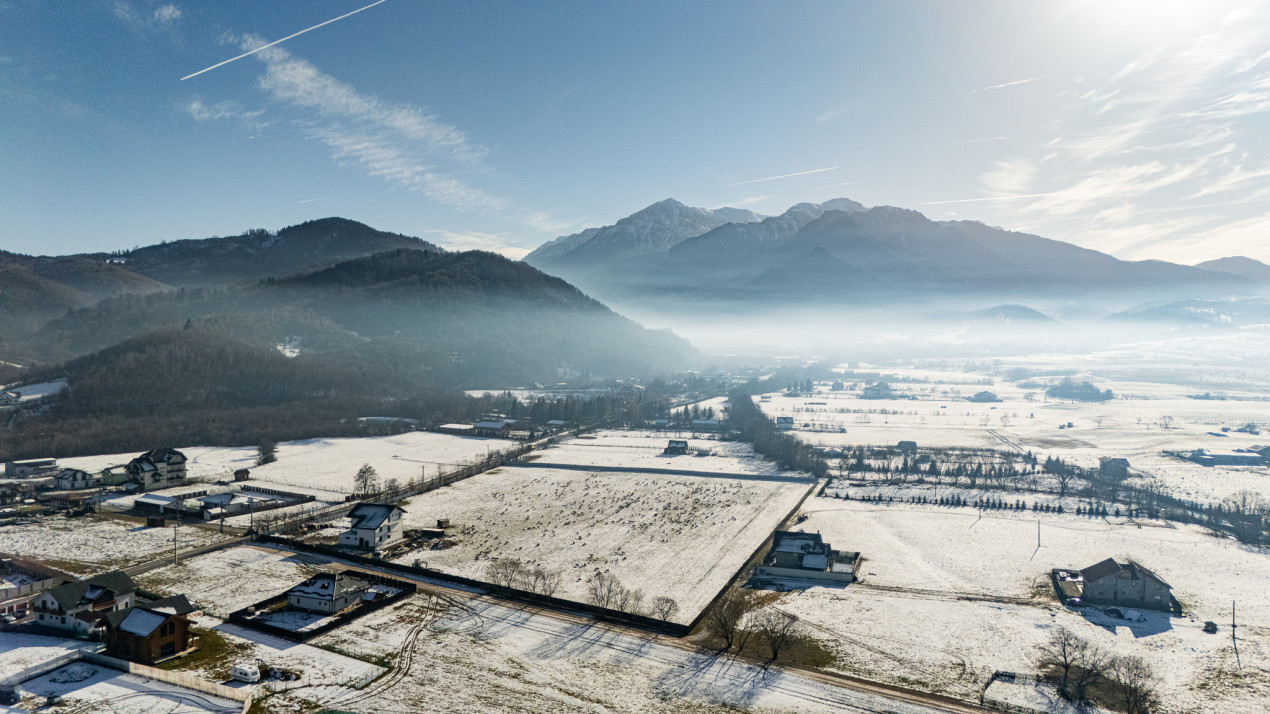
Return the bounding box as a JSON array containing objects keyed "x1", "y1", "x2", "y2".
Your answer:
[
  {"x1": 1099, "y1": 457, "x2": 1130, "y2": 479},
  {"x1": 754, "y1": 531, "x2": 860, "y2": 585},
  {"x1": 0, "y1": 559, "x2": 63, "y2": 618},
  {"x1": 233, "y1": 469, "x2": 251, "y2": 482},
  {"x1": 287, "y1": 572, "x2": 368, "y2": 614},
  {"x1": 860, "y1": 382, "x2": 894, "y2": 399},
  {"x1": 967, "y1": 391, "x2": 1001, "y2": 403},
  {"x1": 896, "y1": 440, "x2": 918, "y2": 453},
  {"x1": 125, "y1": 448, "x2": 188, "y2": 489},
  {"x1": 1079, "y1": 558, "x2": 1172, "y2": 611},
  {"x1": 0, "y1": 391, "x2": 19, "y2": 407},
  {"x1": 31, "y1": 571, "x2": 136, "y2": 634},
  {"x1": 53, "y1": 468, "x2": 95, "y2": 491},
  {"x1": 651, "y1": 418, "x2": 670, "y2": 429},
  {"x1": 473, "y1": 420, "x2": 513, "y2": 438},
  {"x1": 775, "y1": 416, "x2": 795, "y2": 431},
  {"x1": 4, "y1": 459, "x2": 58, "y2": 478},
  {"x1": 663, "y1": 440, "x2": 689, "y2": 455},
  {"x1": 104, "y1": 606, "x2": 192, "y2": 663},
  {"x1": 338, "y1": 502, "x2": 406, "y2": 551}
]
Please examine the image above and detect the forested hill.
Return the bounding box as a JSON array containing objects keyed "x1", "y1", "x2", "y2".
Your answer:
[
  {"x1": 30, "y1": 248, "x2": 695, "y2": 383},
  {"x1": 88, "y1": 217, "x2": 440, "y2": 288}
]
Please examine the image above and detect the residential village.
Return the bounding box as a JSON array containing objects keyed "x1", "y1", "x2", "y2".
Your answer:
[{"x1": 0, "y1": 362, "x2": 1267, "y2": 713}]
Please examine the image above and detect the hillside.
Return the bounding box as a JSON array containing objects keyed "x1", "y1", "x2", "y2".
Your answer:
[
  {"x1": 0, "y1": 251, "x2": 168, "y2": 336},
  {"x1": 86, "y1": 217, "x2": 440, "y2": 288},
  {"x1": 30, "y1": 248, "x2": 695, "y2": 383},
  {"x1": 1194, "y1": 256, "x2": 1270, "y2": 282}
]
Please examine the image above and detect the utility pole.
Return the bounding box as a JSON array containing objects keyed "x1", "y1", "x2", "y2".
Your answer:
[
  {"x1": 1233, "y1": 600, "x2": 1240, "y2": 669},
  {"x1": 1038, "y1": 519, "x2": 1041, "y2": 548}
]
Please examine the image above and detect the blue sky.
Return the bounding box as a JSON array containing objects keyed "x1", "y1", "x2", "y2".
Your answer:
[{"x1": 4, "y1": 0, "x2": 1270, "y2": 263}]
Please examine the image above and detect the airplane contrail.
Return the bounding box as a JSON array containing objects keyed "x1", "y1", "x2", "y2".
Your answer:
[
  {"x1": 731, "y1": 166, "x2": 839, "y2": 186},
  {"x1": 181, "y1": 0, "x2": 388, "y2": 81}
]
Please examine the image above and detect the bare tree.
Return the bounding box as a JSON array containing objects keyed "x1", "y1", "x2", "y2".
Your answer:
[
  {"x1": 650, "y1": 596, "x2": 680, "y2": 622},
  {"x1": 383, "y1": 477, "x2": 400, "y2": 500},
  {"x1": 1109, "y1": 655, "x2": 1157, "y2": 714},
  {"x1": 1159, "y1": 415, "x2": 1174, "y2": 429},
  {"x1": 256, "y1": 439, "x2": 277, "y2": 466},
  {"x1": 486, "y1": 558, "x2": 524, "y2": 588},
  {"x1": 1036, "y1": 627, "x2": 1083, "y2": 696},
  {"x1": 755, "y1": 608, "x2": 800, "y2": 663},
  {"x1": 615, "y1": 586, "x2": 645, "y2": 615},
  {"x1": 1071, "y1": 640, "x2": 1109, "y2": 702},
  {"x1": 536, "y1": 568, "x2": 563, "y2": 597},
  {"x1": 586, "y1": 572, "x2": 623, "y2": 609},
  {"x1": 704, "y1": 591, "x2": 753, "y2": 652},
  {"x1": 353, "y1": 463, "x2": 379, "y2": 498}
]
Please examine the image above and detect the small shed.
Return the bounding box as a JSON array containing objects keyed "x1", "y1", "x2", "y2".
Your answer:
[{"x1": 663, "y1": 440, "x2": 689, "y2": 455}]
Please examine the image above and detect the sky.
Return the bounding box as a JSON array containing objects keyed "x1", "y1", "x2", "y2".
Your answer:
[{"x1": 3, "y1": 0, "x2": 1270, "y2": 263}]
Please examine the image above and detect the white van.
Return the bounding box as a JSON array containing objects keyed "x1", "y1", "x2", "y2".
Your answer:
[{"x1": 230, "y1": 662, "x2": 260, "y2": 683}]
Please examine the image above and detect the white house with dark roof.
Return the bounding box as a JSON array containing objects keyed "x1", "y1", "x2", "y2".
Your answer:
[
  {"x1": 124, "y1": 448, "x2": 188, "y2": 490},
  {"x1": 339, "y1": 502, "x2": 406, "y2": 551},
  {"x1": 287, "y1": 572, "x2": 368, "y2": 614},
  {"x1": 31, "y1": 571, "x2": 136, "y2": 634},
  {"x1": 754, "y1": 531, "x2": 859, "y2": 585},
  {"x1": 53, "y1": 468, "x2": 95, "y2": 491}
]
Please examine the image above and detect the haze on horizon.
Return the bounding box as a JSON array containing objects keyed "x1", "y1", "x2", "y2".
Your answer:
[{"x1": 3, "y1": 0, "x2": 1270, "y2": 265}]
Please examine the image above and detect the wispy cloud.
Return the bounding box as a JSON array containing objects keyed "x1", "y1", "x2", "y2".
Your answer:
[
  {"x1": 730, "y1": 166, "x2": 838, "y2": 186},
  {"x1": 236, "y1": 39, "x2": 502, "y2": 211},
  {"x1": 183, "y1": 97, "x2": 262, "y2": 123},
  {"x1": 980, "y1": 158, "x2": 1037, "y2": 195},
  {"x1": 154, "y1": 4, "x2": 181, "y2": 25},
  {"x1": 972, "y1": 77, "x2": 1040, "y2": 92}
]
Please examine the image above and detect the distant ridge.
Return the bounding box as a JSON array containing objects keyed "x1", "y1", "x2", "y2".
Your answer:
[{"x1": 523, "y1": 197, "x2": 1258, "y2": 308}]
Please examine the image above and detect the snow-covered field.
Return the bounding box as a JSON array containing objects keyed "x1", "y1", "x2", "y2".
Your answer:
[
  {"x1": 531, "y1": 429, "x2": 802, "y2": 478},
  {"x1": 12, "y1": 662, "x2": 240, "y2": 713},
  {"x1": 770, "y1": 496, "x2": 1270, "y2": 710},
  {"x1": 0, "y1": 378, "x2": 67, "y2": 404},
  {"x1": 136, "y1": 545, "x2": 331, "y2": 615},
  {"x1": 0, "y1": 633, "x2": 100, "y2": 680},
  {"x1": 758, "y1": 364, "x2": 1270, "y2": 504},
  {"x1": 295, "y1": 593, "x2": 945, "y2": 713},
  {"x1": 391, "y1": 462, "x2": 810, "y2": 620},
  {"x1": 59, "y1": 431, "x2": 516, "y2": 495},
  {"x1": 0, "y1": 515, "x2": 228, "y2": 574}
]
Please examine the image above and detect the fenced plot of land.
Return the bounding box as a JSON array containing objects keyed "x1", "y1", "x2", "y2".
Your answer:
[
  {"x1": 0, "y1": 515, "x2": 228, "y2": 574},
  {"x1": 391, "y1": 465, "x2": 810, "y2": 621},
  {"x1": 771, "y1": 496, "x2": 1270, "y2": 710},
  {"x1": 534, "y1": 429, "x2": 799, "y2": 478},
  {"x1": 136, "y1": 545, "x2": 333, "y2": 616},
  {"x1": 299, "y1": 594, "x2": 945, "y2": 714},
  {"x1": 15, "y1": 662, "x2": 240, "y2": 713}
]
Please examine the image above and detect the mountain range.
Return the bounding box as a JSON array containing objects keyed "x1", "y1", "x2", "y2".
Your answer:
[{"x1": 525, "y1": 198, "x2": 1269, "y2": 309}]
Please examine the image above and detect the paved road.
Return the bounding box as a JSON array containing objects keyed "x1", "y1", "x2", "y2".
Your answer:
[{"x1": 507, "y1": 461, "x2": 815, "y2": 484}]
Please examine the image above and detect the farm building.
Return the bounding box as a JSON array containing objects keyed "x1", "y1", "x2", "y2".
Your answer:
[
  {"x1": 339, "y1": 502, "x2": 406, "y2": 551},
  {"x1": 287, "y1": 572, "x2": 369, "y2": 614},
  {"x1": 1099, "y1": 457, "x2": 1131, "y2": 479},
  {"x1": 967, "y1": 391, "x2": 1001, "y2": 403},
  {"x1": 896, "y1": 440, "x2": 918, "y2": 452},
  {"x1": 775, "y1": 416, "x2": 795, "y2": 431},
  {"x1": 104, "y1": 605, "x2": 192, "y2": 663},
  {"x1": 0, "y1": 391, "x2": 19, "y2": 406},
  {"x1": 474, "y1": 420, "x2": 513, "y2": 438},
  {"x1": 3, "y1": 459, "x2": 58, "y2": 478},
  {"x1": 754, "y1": 531, "x2": 860, "y2": 585},
  {"x1": 436, "y1": 423, "x2": 476, "y2": 436},
  {"x1": 663, "y1": 440, "x2": 689, "y2": 455},
  {"x1": 1079, "y1": 558, "x2": 1172, "y2": 611},
  {"x1": 691, "y1": 418, "x2": 724, "y2": 432},
  {"x1": 1183, "y1": 448, "x2": 1264, "y2": 467}
]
